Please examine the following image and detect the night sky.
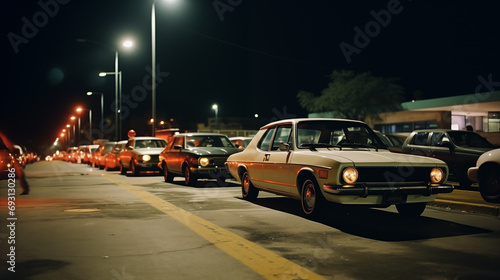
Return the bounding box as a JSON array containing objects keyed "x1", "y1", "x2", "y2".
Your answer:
[{"x1": 2, "y1": 0, "x2": 499, "y2": 154}]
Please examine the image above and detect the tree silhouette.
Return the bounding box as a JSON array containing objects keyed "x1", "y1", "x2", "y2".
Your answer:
[{"x1": 297, "y1": 70, "x2": 404, "y2": 122}]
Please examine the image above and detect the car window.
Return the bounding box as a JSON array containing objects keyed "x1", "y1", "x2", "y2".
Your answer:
[
  {"x1": 258, "y1": 127, "x2": 276, "y2": 151},
  {"x1": 430, "y1": 132, "x2": 447, "y2": 146},
  {"x1": 447, "y1": 131, "x2": 495, "y2": 148},
  {"x1": 410, "y1": 132, "x2": 429, "y2": 146},
  {"x1": 296, "y1": 120, "x2": 385, "y2": 149},
  {"x1": 184, "y1": 136, "x2": 234, "y2": 148},
  {"x1": 271, "y1": 125, "x2": 292, "y2": 151}
]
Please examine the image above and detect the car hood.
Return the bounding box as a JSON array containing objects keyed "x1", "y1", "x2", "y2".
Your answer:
[
  {"x1": 295, "y1": 149, "x2": 446, "y2": 166},
  {"x1": 188, "y1": 147, "x2": 241, "y2": 156},
  {"x1": 133, "y1": 148, "x2": 164, "y2": 155}
]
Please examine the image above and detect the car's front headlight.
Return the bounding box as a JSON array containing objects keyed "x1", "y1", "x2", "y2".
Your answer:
[
  {"x1": 142, "y1": 155, "x2": 151, "y2": 162},
  {"x1": 430, "y1": 168, "x2": 444, "y2": 183},
  {"x1": 199, "y1": 157, "x2": 210, "y2": 167},
  {"x1": 342, "y1": 167, "x2": 358, "y2": 184}
]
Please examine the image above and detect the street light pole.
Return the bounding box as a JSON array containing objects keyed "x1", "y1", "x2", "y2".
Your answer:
[
  {"x1": 152, "y1": 3, "x2": 156, "y2": 137},
  {"x1": 115, "y1": 51, "x2": 119, "y2": 141},
  {"x1": 87, "y1": 92, "x2": 104, "y2": 138}
]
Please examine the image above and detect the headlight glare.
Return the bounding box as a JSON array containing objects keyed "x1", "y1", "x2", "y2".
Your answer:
[
  {"x1": 430, "y1": 168, "x2": 444, "y2": 183},
  {"x1": 342, "y1": 167, "x2": 358, "y2": 184},
  {"x1": 142, "y1": 155, "x2": 151, "y2": 162},
  {"x1": 199, "y1": 157, "x2": 210, "y2": 167}
]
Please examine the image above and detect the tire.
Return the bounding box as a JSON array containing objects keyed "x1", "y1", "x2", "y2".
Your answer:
[
  {"x1": 131, "y1": 161, "x2": 140, "y2": 176},
  {"x1": 396, "y1": 202, "x2": 427, "y2": 217},
  {"x1": 241, "y1": 170, "x2": 259, "y2": 200},
  {"x1": 300, "y1": 176, "x2": 324, "y2": 216},
  {"x1": 119, "y1": 161, "x2": 127, "y2": 175},
  {"x1": 458, "y1": 166, "x2": 473, "y2": 188},
  {"x1": 163, "y1": 163, "x2": 174, "y2": 183},
  {"x1": 183, "y1": 165, "x2": 197, "y2": 186},
  {"x1": 479, "y1": 165, "x2": 500, "y2": 203}
]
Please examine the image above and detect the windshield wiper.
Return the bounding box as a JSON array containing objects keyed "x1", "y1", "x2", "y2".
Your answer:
[
  {"x1": 338, "y1": 142, "x2": 379, "y2": 151},
  {"x1": 300, "y1": 143, "x2": 341, "y2": 151}
]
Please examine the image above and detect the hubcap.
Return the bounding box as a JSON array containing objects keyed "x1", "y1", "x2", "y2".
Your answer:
[
  {"x1": 304, "y1": 182, "x2": 316, "y2": 210},
  {"x1": 243, "y1": 175, "x2": 250, "y2": 194}
]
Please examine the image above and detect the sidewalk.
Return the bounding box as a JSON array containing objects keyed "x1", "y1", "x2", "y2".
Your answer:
[{"x1": 429, "y1": 188, "x2": 500, "y2": 217}]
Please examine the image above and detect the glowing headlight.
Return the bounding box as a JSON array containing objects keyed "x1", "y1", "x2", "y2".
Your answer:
[
  {"x1": 430, "y1": 168, "x2": 444, "y2": 183},
  {"x1": 142, "y1": 155, "x2": 151, "y2": 162},
  {"x1": 342, "y1": 167, "x2": 358, "y2": 184},
  {"x1": 199, "y1": 157, "x2": 210, "y2": 167}
]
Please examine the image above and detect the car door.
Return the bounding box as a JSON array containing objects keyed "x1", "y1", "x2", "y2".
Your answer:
[
  {"x1": 120, "y1": 139, "x2": 134, "y2": 168},
  {"x1": 250, "y1": 126, "x2": 276, "y2": 189},
  {"x1": 405, "y1": 131, "x2": 431, "y2": 157},
  {"x1": 166, "y1": 136, "x2": 184, "y2": 174},
  {"x1": 259, "y1": 125, "x2": 294, "y2": 194},
  {"x1": 428, "y1": 131, "x2": 456, "y2": 168}
]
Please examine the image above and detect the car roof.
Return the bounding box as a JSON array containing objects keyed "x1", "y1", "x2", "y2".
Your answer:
[
  {"x1": 175, "y1": 133, "x2": 228, "y2": 137},
  {"x1": 129, "y1": 137, "x2": 167, "y2": 140},
  {"x1": 260, "y1": 118, "x2": 366, "y2": 129}
]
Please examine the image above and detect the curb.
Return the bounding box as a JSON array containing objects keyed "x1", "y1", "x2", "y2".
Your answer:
[{"x1": 429, "y1": 199, "x2": 500, "y2": 217}]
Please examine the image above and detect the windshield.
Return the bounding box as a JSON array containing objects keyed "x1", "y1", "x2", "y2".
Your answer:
[
  {"x1": 297, "y1": 120, "x2": 386, "y2": 149},
  {"x1": 135, "y1": 139, "x2": 167, "y2": 148},
  {"x1": 186, "y1": 135, "x2": 235, "y2": 148},
  {"x1": 447, "y1": 131, "x2": 495, "y2": 148}
]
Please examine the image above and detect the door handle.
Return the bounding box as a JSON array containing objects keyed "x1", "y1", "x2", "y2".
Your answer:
[{"x1": 264, "y1": 154, "x2": 270, "y2": 161}]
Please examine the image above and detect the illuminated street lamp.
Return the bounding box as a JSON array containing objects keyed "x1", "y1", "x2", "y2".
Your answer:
[
  {"x1": 87, "y1": 91, "x2": 104, "y2": 136},
  {"x1": 78, "y1": 38, "x2": 133, "y2": 141},
  {"x1": 151, "y1": 0, "x2": 181, "y2": 137},
  {"x1": 212, "y1": 104, "x2": 218, "y2": 131},
  {"x1": 76, "y1": 107, "x2": 92, "y2": 143}
]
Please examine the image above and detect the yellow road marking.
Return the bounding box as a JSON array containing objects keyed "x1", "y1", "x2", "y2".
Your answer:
[{"x1": 104, "y1": 174, "x2": 327, "y2": 280}]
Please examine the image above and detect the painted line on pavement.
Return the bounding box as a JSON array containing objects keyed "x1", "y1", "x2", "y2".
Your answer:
[{"x1": 104, "y1": 174, "x2": 327, "y2": 280}]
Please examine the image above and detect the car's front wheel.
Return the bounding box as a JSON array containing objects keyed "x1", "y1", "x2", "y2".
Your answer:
[
  {"x1": 183, "y1": 165, "x2": 197, "y2": 186},
  {"x1": 479, "y1": 165, "x2": 500, "y2": 203},
  {"x1": 163, "y1": 163, "x2": 174, "y2": 183},
  {"x1": 119, "y1": 161, "x2": 127, "y2": 175},
  {"x1": 241, "y1": 170, "x2": 259, "y2": 200},
  {"x1": 300, "y1": 176, "x2": 324, "y2": 216},
  {"x1": 396, "y1": 202, "x2": 427, "y2": 217},
  {"x1": 131, "y1": 161, "x2": 140, "y2": 176}
]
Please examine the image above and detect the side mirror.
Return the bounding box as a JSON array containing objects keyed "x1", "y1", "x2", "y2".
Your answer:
[
  {"x1": 441, "y1": 140, "x2": 453, "y2": 149},
  {"x1": 174, "y1": 145, "x2": 182, "y2": 150},
  {"x1": 128, "y1": 146, "x2": 134, "y2": 150},
  {"x1": 279, "y1": 143, "x2": 290, "y2": 151}
]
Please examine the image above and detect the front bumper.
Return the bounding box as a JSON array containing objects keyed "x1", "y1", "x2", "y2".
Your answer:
[
  {"x1": 322, "y1": 183, "x2": 454, "y2": 205},
  {"x1": 467, "y1": 167, "x2": 479, "y2": 182},
  {"x1": 191, "y1": 166, "x2": 233, "y2": 179},
  {"x1": 137, "y1": 160, "x2": 162, "y2": 171}
]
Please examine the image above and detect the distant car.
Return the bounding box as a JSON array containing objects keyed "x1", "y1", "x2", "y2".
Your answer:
[
  {"x1": 158, "y1": 133, "x2": 241, "y2": 186},
  {"x1": 468, "y1": 148, "x2": 500, "y2": 203},
  {"x1": 93, "y1": 142, "x2": 117, "y2": 169},
  {"x1": 0, "y1": 146, "x2": 15, "y2": 180},
  {"x1": 225, "y1": 118, "x2": 453, "y2": 217},
  {"x1": 104, "y1": 141, "x2": 127, "y2": 171},
  {"x1": 374, "y1": 132, "x2": 406, "y2": 153},
  {"x1": 12, "y1": 145, "x2": 26, "y2": 168},
  {"x1": 119, "y1": 137, "x2": 167, "y2": 176},
  {"x1": 84, "y1": 144, "x2": 99, "y2": 165},
  {"x1": 229, "y1": 137, "x2": 253, "y2": 150},
  {"x1": 66, "y1": 147, "x2": 78, "y2": 162},
  {"x1": 401, "y1": 129, "x2": 496, "y2": 187}
]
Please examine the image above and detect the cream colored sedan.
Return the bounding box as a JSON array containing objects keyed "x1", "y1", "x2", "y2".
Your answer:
[{"x1": 225, "y1": 118, "x2": 453, "y2": 217}]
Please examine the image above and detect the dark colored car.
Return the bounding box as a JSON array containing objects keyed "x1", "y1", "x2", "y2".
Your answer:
[
  {"x1": 93, "y1": 142, "x2": 117, "y2": 169},
  {"x1": 119, "y1": 137, "x2": 168, "y2": 176},
  {"x1": 158, "y1": 133, "x2": 241, "y2": 186},
  {"x1": 104, "y1": 141, "x2": 127, "y2": 171},
  {"x1": 401, "y1": 129, "x2": 496, "y2": 187}
]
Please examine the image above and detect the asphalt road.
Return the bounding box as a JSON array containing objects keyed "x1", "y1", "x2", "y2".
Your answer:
[{"x1": 1, "y1": 161, "x2": 499, "y2": 280}]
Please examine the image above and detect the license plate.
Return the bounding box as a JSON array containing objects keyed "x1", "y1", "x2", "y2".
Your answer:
[{"x1": 383, "y1": 192, "x2": 407, "y2": 204}]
